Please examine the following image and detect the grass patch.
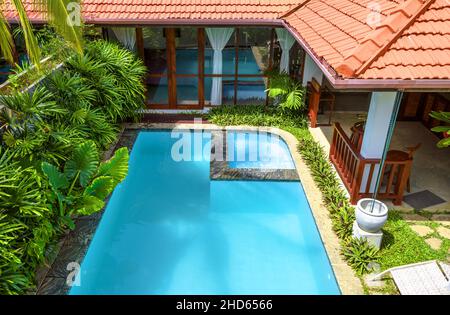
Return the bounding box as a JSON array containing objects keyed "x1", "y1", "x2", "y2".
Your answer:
[{"x1": 379, "y1": 211, "x2": 449, "y2": 270}]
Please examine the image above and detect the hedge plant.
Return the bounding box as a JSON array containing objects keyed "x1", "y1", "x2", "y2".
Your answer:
[{"x1": 0, "y1": 39, "x2": 145, "y2": 294}]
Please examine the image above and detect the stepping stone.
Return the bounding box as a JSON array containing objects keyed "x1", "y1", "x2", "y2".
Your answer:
[
  {"x1": 437, "y1": 226, "x2": 450, "y2": 240},
  {"x1": 410, "y1": 225, "x2": 433, "y2": 237},
  {"x1": 431, "y1": 214, "x2": 450, "y2": 226},
  {"x1": 425, "y1": 238, "x2": 442, "y2": 250},
  {"x1": 401, "y1": 213, "x2": 428, "y2": 222}
]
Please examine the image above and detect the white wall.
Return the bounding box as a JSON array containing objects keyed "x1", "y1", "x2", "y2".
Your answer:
[{"x1": 302, "y1": 54, "x2": 323, "y2": 86}]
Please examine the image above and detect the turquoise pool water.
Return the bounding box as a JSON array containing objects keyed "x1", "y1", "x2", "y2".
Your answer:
[
  {"x1": 227, "y1": 131, "x2": 296, "y2": 170},
  {"x1": 69, "y1": 131, "x2": 340, "y2": 295},
  {"x1": 148, "y1": 48, "x2": 266, "y2": 104}
]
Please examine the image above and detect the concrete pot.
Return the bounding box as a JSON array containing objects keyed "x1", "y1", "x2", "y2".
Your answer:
[{"x1": 356, "y1": 198, "x2": 388, "y2": 233}]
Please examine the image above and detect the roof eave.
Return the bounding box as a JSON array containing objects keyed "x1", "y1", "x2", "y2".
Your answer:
[
  {"x1": 281, "y1": 21, "x2": 450, "y2": 91},
  {"x1": 7, "y1": 17, "x2": 284, "y2": 27}
]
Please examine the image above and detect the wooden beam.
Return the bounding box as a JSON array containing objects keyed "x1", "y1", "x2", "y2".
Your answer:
[
  {"x1": 166, "y1": 28, "x2": 177, "y2": 109},
  {"x1": 101, "y1": 27, "x2": 109, "y2": 40},
  {"x1": 266, "y1": 28, "x2": 276, "y2": 107},
  {"x1": 234, "y1": 28, "x2": 239, "y2": 106},
  {"x1": 135, "y1": 28, "x2": 145, "y2": 60},
  {"x1": 198, "y1": 28, "x2": 205, "y2": 108}
]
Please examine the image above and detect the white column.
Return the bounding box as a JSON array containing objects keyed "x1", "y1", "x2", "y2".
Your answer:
[
  {"x1": 359, "y1": 92, "x2": 399, "y2": 193},
  {"x1": 302, "y1": 54, "x2": 323, "y2": 86}
]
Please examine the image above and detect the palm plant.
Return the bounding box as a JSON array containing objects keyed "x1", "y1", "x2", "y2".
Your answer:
[
  {"x1": 0, "y1": 0, "x2": 83, "y2": 67},
  {"x1": 66, "y1": 41, "x2": 147, "y2": 122},
  {"x1": 0, "y1": 147, "x2": 48, "y2": 294},
  {"x1": 266, "y1": 71, "x2": 306, "y2": 111}
]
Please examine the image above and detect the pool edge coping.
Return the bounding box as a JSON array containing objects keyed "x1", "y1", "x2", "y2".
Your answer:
[{"x1": 124, "y1": 122, "x2": 363, "y2": 295}]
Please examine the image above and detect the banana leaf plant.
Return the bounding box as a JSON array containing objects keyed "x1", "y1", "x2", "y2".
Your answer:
[{"x1": 41, "y1": 140, "x2": 129, "y2": 229}]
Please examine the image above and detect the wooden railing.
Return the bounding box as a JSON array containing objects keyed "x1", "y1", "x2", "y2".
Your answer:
[{"x1": 330, "y1": 123, "x2": 412, "y2": 205}]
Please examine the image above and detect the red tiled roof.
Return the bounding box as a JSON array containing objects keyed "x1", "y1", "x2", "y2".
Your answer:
[
  {"x1": 3, "y1": 0, "x2": 450, "y2": 83},
  {"x1": 3, "y1": 0, "x2": 299, "y2": 22},
  {"x1": 283, "y1": 0, "x2": 450, "y2": 80}
]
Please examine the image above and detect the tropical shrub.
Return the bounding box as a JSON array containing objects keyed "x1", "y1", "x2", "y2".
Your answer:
[
  {"x1": 342, "y1": 238, "x2": 380, "y2": 275},
  {"x1": 0, "y1": 148, "x2": 49, "y2": 294},
  {"x1": 0, "y1": 38, "x2": 143, "y2": 294},
  {"x1": 266, "y1": 71, "x2": 306, "y2": 111},
  {"x1": 297, "y1": 136, "x2": 380, "y2": 274},
  {"x1": 66, "y1": 40, "x2": 147, "y2": 122},
  {"x1": 41, "y1": 141, "x2": 129, "y2": 229},
  {"x1": 207, "y1": 105, "x2": 307, "y2": 129}
]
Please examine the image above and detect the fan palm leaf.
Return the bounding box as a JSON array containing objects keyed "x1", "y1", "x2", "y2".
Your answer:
[
  {"x1": 35, "y1": 0, "x2": 83, "y2": 54},
  {"x1": 0, "y1": 10, "x2": 15, "y2": 64},
  {"x1": 7, "y1": 0, "x2": 41, "y2": 68}
]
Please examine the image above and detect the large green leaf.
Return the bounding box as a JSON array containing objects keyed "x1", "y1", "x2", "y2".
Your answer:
[
  {"x1": 75, "y1": 195, "x2": 105, "y2": 216},
  {"x1": 97, "y1": 147, "x2": 129, "y2": 184},
  {"x1": 41, "y1": 162, "x2": 69, "y2": 191},
  {"x1": 64, "y1": 141, "x2": 99, "y2": 187},
  {"x1": 84, "y1": 176, "x2": 114, "y2": 200}
]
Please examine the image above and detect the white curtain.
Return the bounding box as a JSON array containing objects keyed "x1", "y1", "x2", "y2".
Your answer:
[
  {"x1": 112, "y1": 27, "x2": 136, "y2": 50},
  {"x1": 206, "y1": 28, "x2": 234, "y2": 106},
  {"x1": 276, "y1": 28, "x2": 295, "y2": 74}
]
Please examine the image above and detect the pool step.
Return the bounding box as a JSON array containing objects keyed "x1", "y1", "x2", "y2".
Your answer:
[{"x1": 210, "y1": 130, "x2": 299, "y2": 182}]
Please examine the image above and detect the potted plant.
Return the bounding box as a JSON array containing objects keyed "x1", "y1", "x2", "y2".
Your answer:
[{"x1": 355, "y1": 198, "x2": 388, "y2": 233}]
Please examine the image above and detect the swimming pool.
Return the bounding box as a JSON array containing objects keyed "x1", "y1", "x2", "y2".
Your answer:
[{"x1": 69, "y1": 130, "x2": 340, "y2": 295}]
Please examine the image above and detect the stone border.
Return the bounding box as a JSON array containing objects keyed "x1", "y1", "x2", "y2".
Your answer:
[{"x1": 38, "y1": 122, "x2": 362, "y2": 295}]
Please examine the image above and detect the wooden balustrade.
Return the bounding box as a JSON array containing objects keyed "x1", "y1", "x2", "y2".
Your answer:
[{"x1": 330, "y1": 123, "x2": 411, "y2": 205}]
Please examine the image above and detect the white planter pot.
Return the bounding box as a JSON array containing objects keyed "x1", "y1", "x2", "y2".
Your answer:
[{"x1": 355, "y1": 198, "x2": 388, "y2": 233}]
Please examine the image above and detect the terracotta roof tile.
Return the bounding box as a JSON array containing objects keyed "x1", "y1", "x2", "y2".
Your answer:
[
  {"x1": 4, "y1": 0, "x2": 299, "y2": 21},
  {"x1": 284, "y1": 0, "x2": 450, "y2": 80},
  {"x1": 3, "y1": 0, "x2": 450, "y2": 81}
]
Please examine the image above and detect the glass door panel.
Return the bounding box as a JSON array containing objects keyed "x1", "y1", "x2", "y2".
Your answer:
[
  {"x1": 174, "y1": 27, "x2": 200, "y2": 105},
  {"x1": 143, "y1": 27, "x2": 169, "y2": 105}
]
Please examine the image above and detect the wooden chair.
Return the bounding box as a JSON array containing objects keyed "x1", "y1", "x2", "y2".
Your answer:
[
  {"x1": 318, "y1": 83, "x2": 336, "y2": 125},
  {"x1": 385, "y1": 143, "x2": 421, "y2": 193},
  {"x1": 350, "y1": 121, "x2": 365, "y2": 152}
]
